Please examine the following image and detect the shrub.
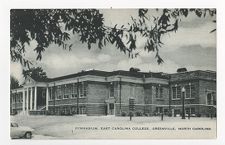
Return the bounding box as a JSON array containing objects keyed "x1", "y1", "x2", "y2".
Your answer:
[
  {"x1": 128, "y1": 112, "x2": 134, "y2": 117},
  {"x1": 121, "y1": 112, "x2": 127, "y2": 117},
  {"x1": 143, "y1": 113, "x2": 149, "y2": 116},
  {"x1": 135, "y1": 111, "x2": 143, "y2": 116}
]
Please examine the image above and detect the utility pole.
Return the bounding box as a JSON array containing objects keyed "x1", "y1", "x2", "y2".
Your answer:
[
  {"x1": 53, "y1": 82, "x2": 56, "y2": 115},
  {"x1": 77, "y1": 78, "x2": 79, "y2": 115},
  {"x1": 119, "y1": 77, "x2": 122, "y2": 114},
  {"x1": 181, "y1": 87, "x2": 186, "y2": 119}
]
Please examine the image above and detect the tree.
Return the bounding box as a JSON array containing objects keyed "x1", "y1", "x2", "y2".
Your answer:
[
  {"x1": 10, "y1": 76, "x2": 20, "y2": 89},
  {"x1": 10, "y1": 9, "x2": 216, "y2": 67},
  {"x1": 23, "y1": 67, "x2": 48, "y2": 81}
]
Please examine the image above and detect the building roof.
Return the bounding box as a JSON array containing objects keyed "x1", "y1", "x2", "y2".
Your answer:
[
  {"x1": 45, "y1": 69, "x2": 169, "y2": 82},
  {"x1": 28, "y1": 69, "x2": 216, "y2": 83},
  {"x1": 168, "y1": 70, "x2": 216, "y2": 82}
]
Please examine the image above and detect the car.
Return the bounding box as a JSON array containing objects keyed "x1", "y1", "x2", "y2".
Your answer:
[{"x1": 10, "y1": 122, "x2": 34, "y2": 139}]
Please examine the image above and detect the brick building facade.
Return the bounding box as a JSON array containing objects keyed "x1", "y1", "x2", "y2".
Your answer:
[{"x1": 10, "y1": 69, "x2": 216, "y2": 117}]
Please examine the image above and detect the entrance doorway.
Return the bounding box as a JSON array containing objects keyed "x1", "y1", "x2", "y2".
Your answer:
[{"x1": 108, "y1": 103, "x2": 115, "y2": 115}]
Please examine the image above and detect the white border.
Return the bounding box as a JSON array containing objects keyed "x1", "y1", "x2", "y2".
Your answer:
[{"x1": 1, "y1": 0, "x2": 225, "y2": 145}]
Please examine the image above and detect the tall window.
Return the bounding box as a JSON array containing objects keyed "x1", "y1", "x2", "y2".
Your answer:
[
  {"x1": 156, "y1": 86, "x2": 163, "y2": 98},
  {"x1": 160, "y1": 87, "x2": 163, "y2": 98},
  {"x1": 57, "y1": 86, "x2": 62, "y2": 100},
  {"x1": 71, "y1": 83, "x2": 78, "y2": 98},
  {"x1": 177, "y1": 86, "x2": 181, "y2": 98},
  {"x1": 172, "y1": 85, "x2": 181, "y2": 99},
  {"x1": 79, "y1": 82, "x2": 87, "y2": 98},
  {"x1": 207, "y1": 93, "x2": 216, "y2": 105},
  {"x1": 110, "y1": 82, "x2": 114, "y2": 97},
  {"x1": 63, "y1": 84, "x2": 70, "y2": 99},
  {"x1": 172, "y1": 86, "x2": 176, "y2": 99},
  {"x1": 79, "y1": 106, "x2": 86, "y2": 114},
  {"x1": 156, "y1": 86, "x2": 159, "y2": 98},
  {"x1": 191, "y1": 85, "x2": 195, "y2": 98},
  {"x1": 185, "y1": 85, "x2": 191, "y2": 98}
]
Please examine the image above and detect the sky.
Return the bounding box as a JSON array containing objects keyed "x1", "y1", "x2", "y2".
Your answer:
[{"x1": 10, "y1": 9, "x2": 216, "y2": 84}]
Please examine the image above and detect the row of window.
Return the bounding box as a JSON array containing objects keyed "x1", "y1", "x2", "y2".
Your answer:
[
  {"x1": 110, "y1": 82, "x2": 165, "y2": 99},
  {"x1": 49, "y1": 82, "x2": 87, "y2": 100},
  {"x1": 11, "y1": 93, "x2": 23, "y2": 103},
  {"x1": 49, "y1": 106, "x2": 86, "y2": 115},
  {"x1": 172, "y1": 84, "x2": 195, "y2": 99}
]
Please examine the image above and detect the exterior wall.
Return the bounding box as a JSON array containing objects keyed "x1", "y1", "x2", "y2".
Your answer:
[
  {"x1": 115, "y1": 82, "x2": 145, "y2": 115},
  {"x1": 86, "y1": 81, "x2": 109, "y2": 116},
  {"x1": 10, "y1": 92, "x2": 23, "y2": 114},
  {"x1": 151, "y1": 84, "x2": 170, "y2": 115},
  {"x1": 169, "y1": 80, "x2": 200, "y2": 117},
  {"x1": 198, "y1": 80, "x2": 216, "y2": 117},
  {"x1": 169, "y1": 78, "x2": 216, "y2": 117},
  {"x1": 10, "y1": 70, "x2": 216, "y2": 117},
  {"x1": 143, "y1": 84, "x2": 153, "y2": 114},
  {"x1": 114, "y1": 82, "x2": 169, "y2": 116},
  {"x1": 48, "y1": 82, "x2": 88, "y2": 115}
]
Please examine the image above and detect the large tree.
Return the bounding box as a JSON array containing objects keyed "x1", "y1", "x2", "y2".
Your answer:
[
  {"x1": 23, "y1": 67, "x2": 48, "y2": 81},
  {"x1": 10, "y1": 9, "x2": 216, "y2": 67},
  {"x1": 10, "y1": 75, "x2": 20, "y2": 89}
]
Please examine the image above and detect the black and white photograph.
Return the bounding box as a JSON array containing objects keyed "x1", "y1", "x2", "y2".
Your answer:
[{"x1": 9, "y1": 8, "x2": 217, "y2": 139}]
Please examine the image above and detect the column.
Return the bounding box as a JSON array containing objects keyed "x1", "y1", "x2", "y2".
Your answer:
[
  {"x1": 26, "y1": 87, "x2": 29, "y2": 111},
  {"x1": 107, "y1": 103, "x2": 109, "y2": 115},
  {"x1": 46, "y1": 87, "x2": 49, "y2": 110},
  {"x1": 22, "y1": 89, "x2": 25, "y2": 111},
  {"x1": 34, "y1": 86, "x2": 37, "y2": 110},
  {"x1": 30, "y1": 87, "x2": 33, "y2": 110}
]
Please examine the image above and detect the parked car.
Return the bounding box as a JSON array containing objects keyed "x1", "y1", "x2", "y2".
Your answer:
[{"x1": 10, "y1": 122, "x2": 34, "y2": 139}]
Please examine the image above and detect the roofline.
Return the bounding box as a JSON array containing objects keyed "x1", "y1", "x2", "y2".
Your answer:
[
  {"x1": 24, "y1": 69, "x2": 216, "y2": 83},
  {"x1": 169, "y1": 70, "x2": 216, "y2": 75}
]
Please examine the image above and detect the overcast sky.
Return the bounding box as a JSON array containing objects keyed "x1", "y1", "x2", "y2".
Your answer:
[{"x1": 10, "y1": 9, "x2": 216, "y2": 83}]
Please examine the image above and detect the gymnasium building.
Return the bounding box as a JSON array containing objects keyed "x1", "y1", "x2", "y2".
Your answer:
[{"x1": 10, "y1": 68, "x2": 216, "y2": 117}]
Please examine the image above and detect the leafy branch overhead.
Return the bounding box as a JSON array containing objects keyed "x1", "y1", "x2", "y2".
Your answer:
[{"x1": 10, "y1": 8, "x2": 216, "y2": 67}]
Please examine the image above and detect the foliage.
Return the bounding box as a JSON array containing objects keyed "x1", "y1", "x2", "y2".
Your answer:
[
  {"x1": 135, "y1": 111, "x2": 143, "y2": 116},
  {"x1": 23, "y1": 66, "x2": 47, "y2": 81},
  {"x1": 10, "y1": 76, "x2": 20, "y2": 89},
  {"x1": 121, "y1": 111, "x2": 127, "y2": 116},
  {"x1": 10, "y1": 9, "x2": 216, "y2": 67}
]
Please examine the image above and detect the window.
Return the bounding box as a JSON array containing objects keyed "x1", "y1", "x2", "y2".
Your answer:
[
  {"x1": 185, "y1": 85, "x2": 191, "y2": 98},
  {"x1": 49, "y1": 87, "x2": 52, "y2": 100},
  {"x1": 156, "y1": 86, "x2": 159, "y2": 98},
  {"x1": 42, "y1": 89, "x2": 46, "y2": 98},
  {"x1": 191, "y1": 85, "x2": 195, "y2": 98},
  {"x1": 160, "y1": 87, "x2": 163, "y2": 98},
  {"x1": 83, "y1": 83, "x2": 87, "y2": 96},
  {"x1": 156, "y1": 86, "x2": 163, "y2": 98},
  {"x1": 212, "y1": 92, "x2": 216, "y2": 105},
  {"x1": 57, "y1": 86, "x2": 62, "y2": 100},
  {"x1": 172, "y1": 87, "x2": 176, "y2": 99},
  {"x1": 110, "y1": 82, "x2": 114, "y2": 97},
  {"x1": 79, "y1": 82, "x2": 87, "y2": 98},
  {"x1": 172, "y1": 85, "x2": 182, "y2": 99},
  {"x1": 207, "y1": 93, "x2": 215, "y2": 105},
  {"x1": 20, "y1": 93, "x2": 23, "y2": 102},
  {"x1": 177, "y1": 86, "x2": 181, "y2": 98},
  {"x1": 79, "y1": 106, "x2": 86, "y2": 114},
  {"x1": 63, "y1": 84, "x2": 71, "y2": 99},
  {"x1": 71, "y1": 83, "x2": 78, "y2": 98}
]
